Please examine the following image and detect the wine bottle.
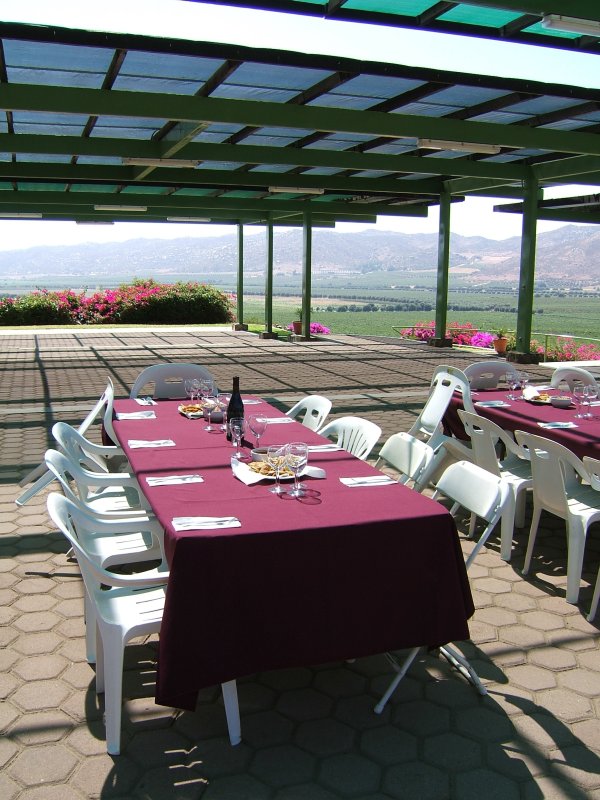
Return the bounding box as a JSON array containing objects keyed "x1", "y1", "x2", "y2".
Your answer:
[{"x1": 226, "y1": 376, "x2": 244, "y2": 441}]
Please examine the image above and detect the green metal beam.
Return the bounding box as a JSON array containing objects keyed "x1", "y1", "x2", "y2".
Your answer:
[
  {"x1": 533, "y1": 155, "x2": 600, "y2": 181},
  {"x1": 434, "y1": 190, "x2": 451, "y2": 345},
  {"x1": 0, "y1": 132, "x2": 528, "y2": 182},
  {"x1": 3, "y1": 83, "x2": 600, "y2": 157},
  {"x1": 265, "y1": 216, "x2": 274, "y2": 334},
  {"x1": 237, "y1": 223, "x2": 244, "y2": 325},
  {"x1": 515, "y1": 176, "x2": 538, "y2": 355},
  {"x1": 302, "y1": 211, "x2": 312, "y2": 338}
]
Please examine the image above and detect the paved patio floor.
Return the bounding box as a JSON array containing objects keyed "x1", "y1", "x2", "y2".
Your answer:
[{"x1": 1, "y1": 328, "x2": 599, "y2": 799}]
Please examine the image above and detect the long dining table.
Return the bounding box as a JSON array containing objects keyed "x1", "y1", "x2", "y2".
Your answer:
[
  {"x1": 444, "y1": 385, "x2": 600, "y2": 460},
  {"x1": 112, "y1": 396, "x2": 475, "y2": 712}
]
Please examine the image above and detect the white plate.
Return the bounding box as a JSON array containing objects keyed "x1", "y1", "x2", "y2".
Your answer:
[
  {"x1": 178, "y1": 403, "x2": 204, "y2": 418},
  {"x1": 246, "y1": 465, "x2": 295, "y2": 481}
]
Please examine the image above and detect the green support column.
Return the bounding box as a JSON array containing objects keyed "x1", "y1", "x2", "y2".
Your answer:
[
  {"x1": 233, "y1": 222, "x2": 248, "y2": 331},
  {"x1": 431, "y1": 190, "x2": 453, "y2": 348},
  {"x1": 260, "y1": 216, "x2": 277, "y2": 339},
  {"x1": 512, "y1": 175, "x2": 539, "y2": 362},
  {"x1": 302, "y1": 211, "x2": 312, "y2": 339}
]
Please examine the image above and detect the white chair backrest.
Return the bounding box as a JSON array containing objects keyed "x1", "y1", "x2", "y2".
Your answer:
[
  {"x1": 409, "y1": 365, "x2": 475, "y2": 442},
  {"x1": 583, "y1": 456, "x2": 600, "y2": 492},
  {"x1": 130, "y1": 363, "x2": 215, "y2": 399},
  {"x1": 52, "y1": 421, "x2": 110, "y2": 473},
  {"x1": 514, "y1": 430, "x2": 589, "y2": 518},
  {"x1": 319, "y1": 416, "x2": 382, "y2": 460},
  {"x1": 457, "y1": 410, "x2": 527, "y2": 478},
  {"x1": 286, "y1": 395, "x2": 332, "y2": 432},
  {"x1": 374, "y1": 432, "x2": 434, "y2": 486},
  {"x1": 44, "y1": 449, "x2": 86, "y2": 506},
  {"x1": 550, "y1": 366, "x2": 598, "y2": 391},
  {"x1": 464, "y1": 361, "x2": 519, "y2": 391}
]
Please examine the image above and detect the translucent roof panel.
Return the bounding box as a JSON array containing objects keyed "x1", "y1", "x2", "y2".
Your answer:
[
  {"x1": 438, "y1": 7, "x2": 522, "y2": 27},
  {"x1": 3, "y1": 40, "x2": 113, "y2": 88},
  {"x1": 11, "y1": 112, "x2": 88, "y2": 136},
  {"x1": 332, "y1": 75, "x2": 426, "y2": 100}
]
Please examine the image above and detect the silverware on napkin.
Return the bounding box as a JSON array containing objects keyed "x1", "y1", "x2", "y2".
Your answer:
[
  {"x1": 116, "y1": 410, "x2": 156, "y2": 420},
  {"x1": 128, "y1": 439, "x2": 176, "y2": 448},
  {"x1": 537, "y1": 422, "x2": 578, "y2": 430},
  {"x1": 308, "y1": 444, "x2": 342, "y2": 452},
  {"x1": 172, "y1": 516, "x2": 241, "y2": 531},
  {"x1": 146, "y1": 474, "x2": 203, "y2": 486},
  {"x1": 340, "y1": 475, "x2": 396, "y2": 487},
  {"x1": 135, "y1": 397, "x2": 158, "y2": 406}
]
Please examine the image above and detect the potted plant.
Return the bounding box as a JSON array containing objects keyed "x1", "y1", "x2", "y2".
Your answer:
[
  {"x1": 292, "y1": 307, "x2": 303, "y2": 335},
  {"x1": 493, "y1": 328, "x2": 509, "y2": 355}
]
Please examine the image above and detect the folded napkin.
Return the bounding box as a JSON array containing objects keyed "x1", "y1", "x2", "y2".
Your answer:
[
  {"x1": 128, "y1": 439, "x2": 176, "y2": 449},
  {"x1": 146, "y1": 474, "x2": 203, "y2": 486},
  {"x1": 116, "y1": 410, "x2": 156, "y2": 420},
  {"x1": 538, "y1": 421, "x2": 578, "y2": 430},
  {"x1": 308, "y1": 444, "x2": 342, "y2": 452},
  {"x1": 242, "y1": 399, "x2": 262, "y2": 405},
  {"x1": 135, "y1": 397, "x2": 158, "y2": 406},
  {"x1": 475, "y1": 400, "x2": 510, "y2": 408},
  {"x1": 232, "y1": 459, "x2": 326, "y2": 485},
  {"x1": 522, "y1": 386, "x2": 540, "y2": 401},
  {"x1": 172, "y1": 516, "x2": 241, "y2": 531},
  {"x1": 262, "y1": 417, "x2": 294, "y2": 424},
  {"x1": 340, "y1": 475, "x2": 396, "y2": 487}
]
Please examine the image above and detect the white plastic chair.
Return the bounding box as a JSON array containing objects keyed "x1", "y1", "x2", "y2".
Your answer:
[
  {"x1": 373, "y1": 432, "x2": 434, "y2": 489},
  {"x1": 582, "y1": 456, "x2": 600, "y2": 622},
  {"x1": 515, "y1": 431, "x2": 600, "y2": 605},
  {"x1": 458, "y1": 410, "x2": 532, "y2": 562},
  {"x1": 375, "y1": 460, "x2": 510, "y2": 713},
  {"x1": 285, "y1": 395, "x2": 332, "y2": 432},
  {"x1": 47, "y1": 493, "x2": 241, "y2": 755},
  {"x1": 319, "y1": 416, "x2": 381, "y2": 460},
  {"x1": 52, "y1": 420, "x2": 125, "y2": 475},
  {"x1": 44, "y1": 448, "x2": 151, "y2": 517},
  {"x1": 130, "y1": 363, "x2": 215, "y2": 399},
  {"x1": 464, "y1": 361, "x2": 519, "y2": 391},
  {"x1": 550, "y1": 366, "x2": 598, "y2": 391},
  {"x1": 16, "y1": 377, "x2": 120, "y2": 506},
  {"x1": 406, "y1": 365, "x2": 475, "y2": 490}
]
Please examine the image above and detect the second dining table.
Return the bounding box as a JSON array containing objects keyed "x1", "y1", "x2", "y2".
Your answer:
[{"x1": 112, "y1": 396, "x2": 475, "y2": 713}]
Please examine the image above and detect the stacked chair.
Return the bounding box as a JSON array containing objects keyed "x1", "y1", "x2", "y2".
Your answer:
[
  {"x1": 319, "y1": 416, "x2": 382, "y2": 460},
  {"x1": 285, "y1": 394, "x2": 332, "y2": 432},
  {"x1": 550, "y1": 365, "x2": 598, "y2": 391}
]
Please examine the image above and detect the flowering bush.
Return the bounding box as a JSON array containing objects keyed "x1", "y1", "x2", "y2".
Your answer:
[
  {"x1": 0, "y1": 280, "x2": 234, "y2": 326},
  {"x1": 470, "y1": 331, "x2": 495, "y2": 349},
  {"x1": 286, "y1": 321, "x2": 331, "y2": 335}
]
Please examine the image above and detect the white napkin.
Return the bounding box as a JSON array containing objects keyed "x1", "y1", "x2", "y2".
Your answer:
[
  {"x1": 116, "y1": 410, "x2": 156, "y2": 420},
  {"x1": 242, "y1": 399, "x2": 262, "y2": 405},
  {"x1": 308, "y1": 444, "x2": 342, "y2": 452},
  {"x1": 135, "y1": 397, "x2": 157, "y2": 406},
  {"x1": 262, "y1": 417, "x2": 294, "y2": 424},
  {"x1": 146, "y1": 474, "x2": 203, "y2": 486},
  {"x1": 172, "y1": 516, "x2": 241, "y2": 531},
  {"x1": 538, "y1": 421, "x2": 578, "y2": 429},
  {"x1": 128, "y1": 439, "x2": 176, "y2": 449},
  {"x1": 232, "y1": 459, "x2": 325, "y2": 485},
  {"x1": 340, "y1": 475, "x2": 396, "y2": 487},
  {"x1": 475, "y1": 400, "x2": 510, "y2": 408},
  {"x1": 523, "y1": 386, "x2": 540, "y2": 400}
]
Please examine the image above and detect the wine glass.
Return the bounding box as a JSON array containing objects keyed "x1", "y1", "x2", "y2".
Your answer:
[
  {"x1": 248, "y1": 414, "x2": 268, "y2": 448},
  {"x1": 286, "y1": 442, "x2": 308, "y2": 498},
  {"x1": 506, "y1": 372, "x2": 520, "y2": 401},
  {"x1": 573, "y1": 381, "x2": 586, "y2": 419},
  {"x1": 518, "y1": 371, "x2": 529, "y2": 401},
  {"x1": 217, "y1": 392, "x2": 231, "y2": 432},
  {"x1": 584, "y1": 383, "x2": 598, "y2": 418},
  {"x1": 184, "y1": 378, "x2": 199, "y2": 404},
  {"x1": 229, "y1": 417, "x2": 246, "y2": 459},
  {"x1": 203, "y1": 388, "x2": 218, "y2": 432},
  {"x1": 266, "y1": 445, "x2": 288, "y2": 495}
]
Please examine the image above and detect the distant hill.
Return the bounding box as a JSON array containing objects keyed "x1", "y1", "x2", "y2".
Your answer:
[{"x1": 0, "y1": 225, "x2": 598, "y2": 283}]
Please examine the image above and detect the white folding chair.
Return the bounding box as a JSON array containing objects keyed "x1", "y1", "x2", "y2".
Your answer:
[
  {"x1": 464, "y1": 361, "x2": 519, "y2": 391},
  {"x1": 16, "y1": 377, "x2": 120, "y2": 506},
  {"x1": 47, "y1": 493, "x2": 240, "y2": 755},
  {"x1": 458, "y1": 410, "x2": 532, "y2": 562},
  {"x1": 373, "y1": 432, "x2": 434, "y2": 489},
  {"x1": 406, "y1": 365, "x2": 475, "y2": 491},
  {"x1": 130, "y1": 363, "x2": 215, "y2": 399},
  {"x1": 375, "y1": 460, "x2": 510, "y2": 713},
  {"x1": 550, "y1": 366, "x2": 598, "y2": 391},
  {"x1": 582, "y1": 456, "x2": 600, "y2": 622},
  {"x1": 285, "y1": 395, "x2": 332, "y2": 432},
  {"x1": 515, "y1": 431, "x2": 600, "y2": 605},
  {"x1": 44, "y1": 448, "x2": 151, "y2": 517},
  {"x1": 319, "y1": 416, "x2": 381, "y2": 460}
]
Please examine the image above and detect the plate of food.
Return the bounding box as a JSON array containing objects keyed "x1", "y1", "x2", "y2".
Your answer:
[
  {"x1": 526, "y1": 393, "x2": 552, "y2": 405},
  {"x1": 247, "y1": 459, "x2": 294, "y2": 480},
  {"x1": 178, "y1": 403, "x2": 205, "y2": 418}
]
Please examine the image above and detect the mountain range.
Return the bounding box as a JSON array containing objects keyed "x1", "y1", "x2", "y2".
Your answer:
[{"x1": 0, "y1": 225, "x2": 598, "y2": 283}]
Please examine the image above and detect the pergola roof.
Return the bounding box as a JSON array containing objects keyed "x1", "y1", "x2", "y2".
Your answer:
[
  {"x1": 191, "y1": 1, "x2": 600, "y2": 56},
  {"x1": 0, "y1": 19, "x2": 600, "y2": 226}
]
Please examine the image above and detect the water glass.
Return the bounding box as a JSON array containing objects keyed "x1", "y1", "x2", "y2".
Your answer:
[
  {"x1": 248, "y1": 414, "x2": 268, "y2": 447},
  {"x1": 506, "y1": 373, "x2": 520, "y2": 401},
  {"x1": 204, "y1": 391, "x2": 218, "y2": 432},
  {"x1": 518, "y1": 371, "x2": 529, "y2": 401},
  {"x1": 266, "y1": 445, "x2": 288, "y2": 495},
  {"x1": 573, "y1": 382, "x2": 586, "y2": 419},
  {"x1": 584, "y1": 384, "x2": 598, "y2": 418},
  {"x1": 286, "y1": 442, "x2": 308, "y2": 498},
  {"x1": 230, "y1": 417, "x2": 246, "y2": 459},
  {"x1": 217, "y1": 393, "x2": 231, "y2": 432}
]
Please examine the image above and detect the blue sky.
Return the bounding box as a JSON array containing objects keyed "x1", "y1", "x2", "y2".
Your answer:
[{"x1": 0, "y1": 0, "x2": 597, "y2": 249}]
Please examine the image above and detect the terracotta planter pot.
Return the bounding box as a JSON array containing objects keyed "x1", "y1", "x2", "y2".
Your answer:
[
  {"x1": 292, "y1": 321, "x2": 303, "y2": 335},
  {"x1": 493, "y1": 337, "x2": 508, "y2": 355}
]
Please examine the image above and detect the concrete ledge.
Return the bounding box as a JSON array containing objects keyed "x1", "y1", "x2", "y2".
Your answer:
[{"x1": 232, "y1": 322, "x2": 248, "y2": 331}]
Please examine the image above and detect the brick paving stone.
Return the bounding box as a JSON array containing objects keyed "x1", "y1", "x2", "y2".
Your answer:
[
  {"x1": 250, "y1": 744, "x2": 317, "y2": 789},
  {"x1": 550, "y1": 743, "x2": 600, "y2": 789},
  {"x1": 423, "y1": 731, "x2": 483, "y2": 772},
  {"x1": 295, "y1": 718, "x2": 356, "y2": 756},
  {"x1": 0, "y1": 774, "x2": 20, "y2": 800},
  {"x1": 529, "y1": 647, "x2": 577, "y2": 671},
  {"x1": 360, "y1": 725, "x2": 417, "y2": 765},
  {"x1": 455, "y1": 767, "x2": 521, "y2": 800},
  {"x1": 504, "y1": 664, "x2": 558, "y2": 692},
  {"x1": 202, "y1": 774, "x2": 271, "y2": 800},
  {"x1": 9, "y1": 709, "x2": 76, "y2": 745},
  {"x1": 558, "y1": 668, "x2": 600, "y2": 697},
  {"x1": 383, "y1": 761, "x2": 449, "y2": 800},
  {"x1": 8, "y1": 743, "x2": 78, "y2": 786},
  {"x1": 319, "y1": 752, "x2": 381, "y2": 797},
  {"x1": 538, "y1": 689, "x2": 593, "y2": 722}
]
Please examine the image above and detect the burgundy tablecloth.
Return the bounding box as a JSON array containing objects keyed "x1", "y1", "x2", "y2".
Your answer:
[
  {"x1": 444, "y1": 388, "x2": 600, "y2": 460},
  {"x1": 113, "y1": 398, "x2": 474, "y2": 711}
]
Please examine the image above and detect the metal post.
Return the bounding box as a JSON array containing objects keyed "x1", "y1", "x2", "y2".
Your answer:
[
  {"x1": 260, "y1": 216, "x2": 276, "y2": 338},
  {"x1": 302, "y1": 211, "x2": 312, "y2": 339},
  {"x1": 513, "y1": 175, "x2": 539, "y2": 361},
  {"x1": 432, "y1": 190, "x2": 453, "y2": 347},
  {"x1": 233, "y1": 222, "x2": 248, "y2": 331}
]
